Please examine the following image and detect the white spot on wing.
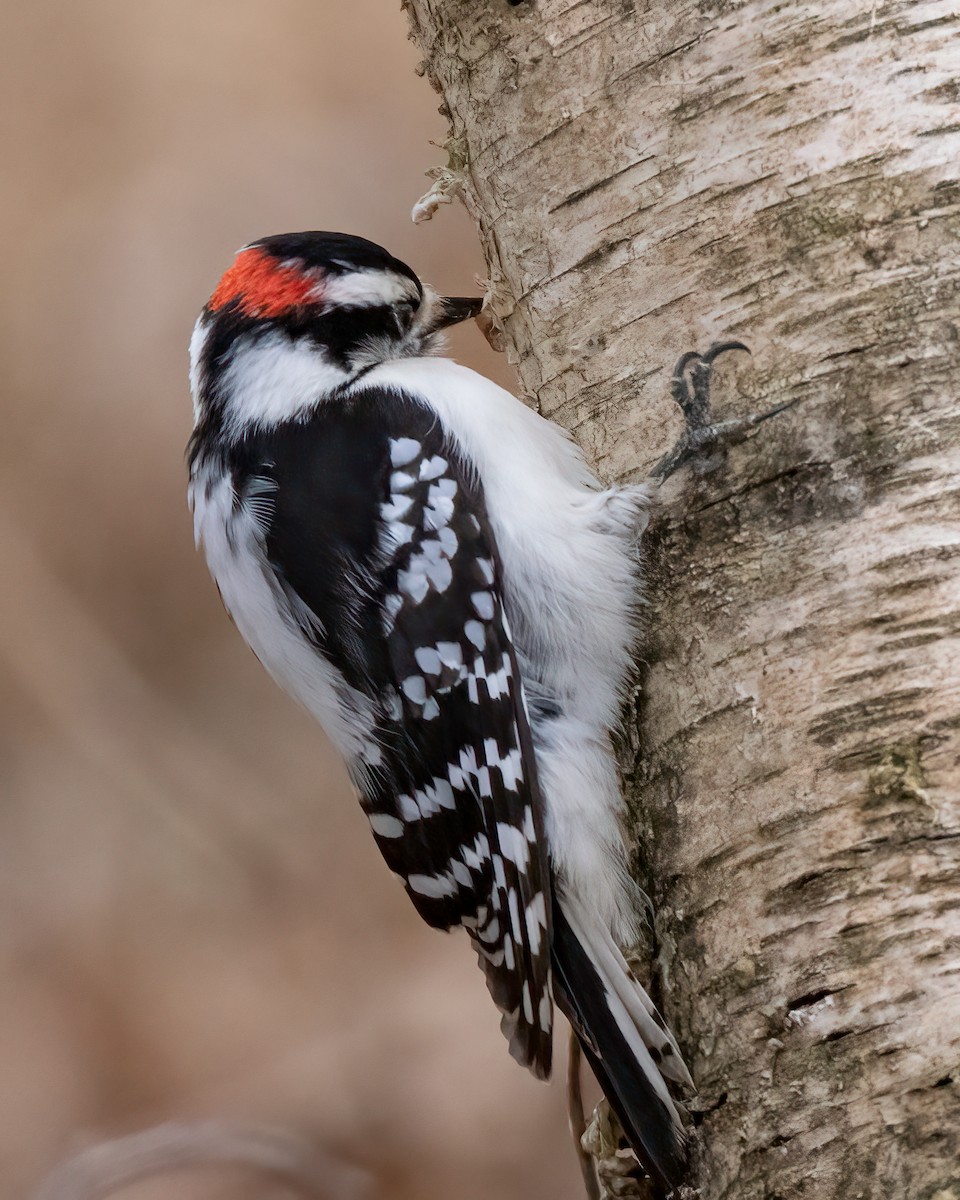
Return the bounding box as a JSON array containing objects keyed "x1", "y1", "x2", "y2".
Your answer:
[
  {"x1": 425, "y1": 496, "x2": 454, "y2": 529},
  {"x1": 461, "y1": 833, "x2": 490, "y2": 873},
  {"x1": 415, "y1": 647, "x2": 442, "y2": 675},
  {"x1": 426, "y1": 558, "x2": 453, "y2": 592},
  {"x1": 390, "y1": 470, "x2": 417, "y2": 492},
  {"x1": 398, "y1": 794, "x2": 420, "y2": 821},
  {"x1": 503, "y1": 934, "x2": 515, "y2": 970},
  {"x1": 386, "y1": 523, "x2": 416, "y2": 551},
  {"x1": 458, "y1": 745, "x2": 478, "y2": 776},
  {"x1": 478, "y1": 944, "x2": 505, "y2": 967},
  {"x1": 390, "y1": 437, "x2": 421, "y2": 467},
  {"x1": 381, "y1": 495, "x2": 414, "y2": 522},
  {"x1": 525, "y1": 894, "x2": 546, "y2": 953},
  {"x1": 465, "y1": 620, "x2": 485, "y2": 651},
  {"x1": 408, "y1": 871, "x2": 458, "y2": 899},
  {"x1": 419, "y1": 455, "x2": 448, "y2": 481},
  {"x1": 429, "y1": 477, "x2": 457, "y2": 499},
  {"x1": 398, "y1": 566, "x2": 429, "y2": 605},
  {"x1": 437, "y1": 641, "x2": 463, "y2": 670},
  {"x1": 485, "y1": 664, "x2": 510, "y2": 700},
  {"x1": 499, "y1": 747, "x2": 524, "y2": 791},
  {"x1": 368, "y1": 812, "x2": 404, "y2": 838},
  {"x1": 432, "y1": 778, "x2": 456, "y2": 809},
  {"x1": 402, "y1": 675, "x2": 427, "y2": 704},
  {"x1": 471, "y1": 591, "x2": 495, "y2": 620},
  {"x1": 401, "y1": 780, "x2": 458, "y2": 822},
  {"x1": 539, "y1": 991, "x2": 552, "y2": 1033},
  {"x1": 508, "y1": 887, "x2": 523, "y2": 943},
  {"x1": 451, "y1": 859, "x2": 472, "y2": 887},
  {"x1": 478, "y1": 914, "x2": 500, "y2": 944}
]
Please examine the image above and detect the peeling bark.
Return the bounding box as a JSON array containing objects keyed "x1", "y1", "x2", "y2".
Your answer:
[{"x1": 404, "y1": 2, "x2": 960, "y2": 1196}]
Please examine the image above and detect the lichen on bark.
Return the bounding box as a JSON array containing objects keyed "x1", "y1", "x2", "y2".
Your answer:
[{"x1": 405, "y1": 2, "x2": 960, "y2": 1196}]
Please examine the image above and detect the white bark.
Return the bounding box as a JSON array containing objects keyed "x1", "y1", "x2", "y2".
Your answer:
[{"x1": 404, "y1": 2, "x2": 960, "y2": 1196}]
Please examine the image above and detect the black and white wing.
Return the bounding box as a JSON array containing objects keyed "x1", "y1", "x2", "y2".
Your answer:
[{"x1": 231, "y1": 388, "x2": 554, "y2": 1077}]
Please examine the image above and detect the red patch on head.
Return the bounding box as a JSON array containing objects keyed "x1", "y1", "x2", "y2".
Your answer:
[{"x1": 208, "y1": 247, "x2": 321, "y2": 318}]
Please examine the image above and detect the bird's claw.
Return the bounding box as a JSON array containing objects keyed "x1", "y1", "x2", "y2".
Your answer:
[{"x1": 653, "y1": 341, "x2": 786, "y2": 481}]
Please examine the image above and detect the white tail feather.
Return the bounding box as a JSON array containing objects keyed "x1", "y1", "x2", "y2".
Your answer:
[{"x1": 562, "y1": 896, "x2": 692, "y2": 1113}]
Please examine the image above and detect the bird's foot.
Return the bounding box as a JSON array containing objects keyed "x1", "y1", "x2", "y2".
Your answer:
[{"x1": 651, "y1": 342, "x2": 790, "y2": 480}]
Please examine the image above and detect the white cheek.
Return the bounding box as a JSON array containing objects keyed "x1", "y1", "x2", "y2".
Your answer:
[{"x1": 221, "y1": 331, "x2": 350, "y2": 430}]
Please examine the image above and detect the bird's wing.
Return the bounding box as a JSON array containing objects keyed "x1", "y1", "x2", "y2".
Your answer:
[{"x1": 241, "y1": 387, "x2": 554, "y2": 1077}]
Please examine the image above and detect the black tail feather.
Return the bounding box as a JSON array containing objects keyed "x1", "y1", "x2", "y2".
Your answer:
[{"x1": 552, "y1": 898, "x2": 687, "y2": 1195}]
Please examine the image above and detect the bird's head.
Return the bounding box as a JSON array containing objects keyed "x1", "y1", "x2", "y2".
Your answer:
[{"x1": 189, "y1": 231, "x2": 483, "y2": 435}]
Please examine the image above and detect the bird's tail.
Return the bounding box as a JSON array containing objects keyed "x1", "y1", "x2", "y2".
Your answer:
[{"x1": 551, "y1": 891, "x2": 693, "y2": 1195}]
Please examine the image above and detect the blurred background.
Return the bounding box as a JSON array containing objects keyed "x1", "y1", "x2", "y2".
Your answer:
[{"x1": 0, "y1": 2, "x2": 580, "y2": 1196}]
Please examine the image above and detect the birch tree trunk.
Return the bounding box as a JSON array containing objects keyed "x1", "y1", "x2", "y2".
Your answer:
[{"x1": 404, "y1": 2, "x2": 960, "y2": 1196}]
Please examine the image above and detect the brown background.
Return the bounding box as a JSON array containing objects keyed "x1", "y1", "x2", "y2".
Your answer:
[{"x1": 0, "y1": 3, "x2": 579, "y2": 1196}]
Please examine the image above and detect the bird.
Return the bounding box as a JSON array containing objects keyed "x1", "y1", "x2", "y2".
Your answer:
[{"x1": 188, "y1": 231, "x2": 693, "y2": 1193}]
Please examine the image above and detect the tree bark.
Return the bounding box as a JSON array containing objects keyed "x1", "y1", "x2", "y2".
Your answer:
[{"x1": 403, "y1": 2, "x2": 960, "y2": 1197}]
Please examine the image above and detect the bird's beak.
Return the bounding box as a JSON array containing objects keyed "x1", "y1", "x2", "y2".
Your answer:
[{"x1": 428, "y1": 296, "x2": 485, "y2": 333}]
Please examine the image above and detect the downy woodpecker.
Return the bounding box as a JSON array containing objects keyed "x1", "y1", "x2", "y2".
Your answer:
[{"x1": 188, "y1": 232, "x2": 692, "y2": 1192}]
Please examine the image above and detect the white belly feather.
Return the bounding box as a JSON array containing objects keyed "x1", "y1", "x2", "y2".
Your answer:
[{"x1": 190, "y1": 470, "x2": 376, "y2": 762}]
